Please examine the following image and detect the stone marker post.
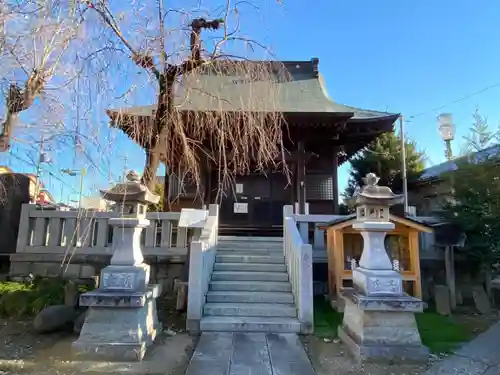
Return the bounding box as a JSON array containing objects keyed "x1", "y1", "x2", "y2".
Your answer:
[
  {"x1": 72, "y1": 171, "x2": 162, "y2": 361},
  {"x1": 338, "y1": 173, "x2": 428, "y2": 363}
]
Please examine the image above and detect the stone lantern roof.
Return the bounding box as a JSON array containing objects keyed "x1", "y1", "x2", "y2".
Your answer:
[
  {"x1": 99, "y1": 170, "x2": 160, "y2": 205},
  {"x1": 347, "y1": 173, "x2": 404, "y2": 207}
]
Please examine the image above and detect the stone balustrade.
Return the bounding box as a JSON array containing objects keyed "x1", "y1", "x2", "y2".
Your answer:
[
  {"x1": 15, "y1": 204, "x2": 189, "y2": 256},
  {"x1": 10, "y1": 204, "x2": 193, "y2": 290},
  {"x1": 186, "y1": 204, "x2": 219, "y2": 333},
  {"x1": 283, "y1": 205, "x2": 314, "y2": 333}
]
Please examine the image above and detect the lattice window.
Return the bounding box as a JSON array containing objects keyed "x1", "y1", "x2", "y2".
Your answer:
[{"x1": 305, "y1": 174, "x2": 333, "y2": 200}]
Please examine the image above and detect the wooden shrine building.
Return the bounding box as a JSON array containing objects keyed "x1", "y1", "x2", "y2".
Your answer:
[{"x1": 107, "y1": 58, "x2": 399, "y2": 234}]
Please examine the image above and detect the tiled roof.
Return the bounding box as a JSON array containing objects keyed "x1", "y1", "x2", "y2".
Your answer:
[
  {"x1": 107, "y1": 59, "x2": 397, "y2": 120},
  {"x1": 418, "y1": 144, "x2": 500, "y2": 181}
]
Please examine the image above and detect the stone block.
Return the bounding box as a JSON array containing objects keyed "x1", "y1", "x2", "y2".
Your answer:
[
  {"x1": 472, "y1": 285, "x2": 492, "y2": 315},
  {"x1": 30, "y1": 263, "x2": 50, "y2": 277},
  {"x1": 46, "y1": 263, "x2": 63, "y2": 277},
  {"x1": 100, "y1": 263, "x2": 150, "y2": 292},
  {"x1": 339, "y1": 293, "x2": 428, "y2": 363},
  {"x1": 352, "y1": 267, "x2": 403, "y2": 297},
  {"x1": 64, "y1": 281, "x2": 78, "y2": 307},
  {"x1": 341, "y1": 288, "x2": 424, "y2": 312},
  {"x1": 434, "y1": 285, "x2": 451, "y2": 316},
  {"x1": 80, "y1": 265, "x2": 96, "y2": 278},
  {"x1": 61, "y1": 264, "x2": 82, "y2": 279},
  {"x1": 9, "y1": 261, "x2": 32, "y2": 276},
  {"x1": 72, "y1": 285, "x2": 162, "y2": 361}
]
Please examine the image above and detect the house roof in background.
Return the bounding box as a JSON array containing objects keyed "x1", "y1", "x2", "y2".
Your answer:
[{"x1": 418, "y1": 143, "x2": 500, "y2": 181}]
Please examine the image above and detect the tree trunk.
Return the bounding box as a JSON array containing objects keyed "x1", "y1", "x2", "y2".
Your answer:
[{"x1": 142, "y1": 147, "x2": 161, "y2": 191}]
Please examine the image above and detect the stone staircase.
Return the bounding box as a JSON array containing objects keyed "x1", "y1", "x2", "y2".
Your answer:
[{"x1": 199, "y1": 236, "x2": 302, "y2": 333}]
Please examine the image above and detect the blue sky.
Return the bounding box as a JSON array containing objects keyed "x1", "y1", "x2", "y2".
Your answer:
[{"x1": 4, "y1": 0, "x2": 500, "y2": 203}]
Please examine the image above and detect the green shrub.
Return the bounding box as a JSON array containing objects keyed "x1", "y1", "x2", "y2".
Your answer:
[{"x1": 0, "y1": 277, "x2": 68, "y2": 318}]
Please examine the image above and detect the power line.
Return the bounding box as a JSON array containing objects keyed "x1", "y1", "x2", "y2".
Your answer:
[
  {"x1": 406, "y1": 82, "x2": 500, "y2": 121},
  {"x1": 7, "y1": 151, "x2": 80, "y2": 196}
]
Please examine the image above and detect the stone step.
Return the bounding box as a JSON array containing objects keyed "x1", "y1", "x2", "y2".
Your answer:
[
  {"x1": 215, "y1": 254, "x2": 285, "y2": 264},
  {"x1": 203, "y1": 302, "x2": 297, "y2": 318},
  {"x1": 200, "y1": 316, "x2": 301, "y2": 333},
  {"x1": 213, "y1": 262, "x2": 287, "y2": 272},
  {"x1": 209, "y1": 280, "x2": 292, "y2": 292},
  {"x1": 211, "y1": 271, "x2": 289, "y2": 282},
  {"x1": 218, "y1": 236, "x2": 283, "y2": 243},
  {"x1": 216, "y1": 249, "x2": 283, "y2": 257},
  {"x1": 217, "y1": 242, "x2": 283, "y2": 251},
  {"x1": 206, "y1": 291, "x2": 294, "y2": 304}
]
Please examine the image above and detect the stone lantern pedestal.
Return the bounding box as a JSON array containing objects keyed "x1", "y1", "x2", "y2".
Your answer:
[
  {"x1": 338, "y1": 173, "x2": 428, "y2": 363},
  {"x1": 72, "y1": 171, "x2": 162, "y2": 361}
]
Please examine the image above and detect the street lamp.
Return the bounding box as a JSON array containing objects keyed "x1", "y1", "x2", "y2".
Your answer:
[
  {"x1": 61, "y1": 168, "x2": 87, "y2": 210},
  {"x1": 437, "y1": 113, "x2": 456, "y2": 161}
]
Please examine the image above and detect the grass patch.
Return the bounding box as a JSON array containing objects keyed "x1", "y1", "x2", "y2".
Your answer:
[
  {"x1": 313, "y1": 297, "x2": 471, "y2": 353},
  {"x1": 0, "y1": 277, "x2": 92, "y2": 318},
  {"x1": 416, "y1": 311, "x2": 472, "y2": 354},
  {"x1": 313, "y1": 297, "x2": 343, "y2": 338}
]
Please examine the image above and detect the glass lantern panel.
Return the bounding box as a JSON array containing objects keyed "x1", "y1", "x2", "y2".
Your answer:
[
  {"x1": 384, "y1": 234, "x2": 411, "y2": 271},
  {"x1": 343, "y1": 233, "x2": 363, "y2": 271}
]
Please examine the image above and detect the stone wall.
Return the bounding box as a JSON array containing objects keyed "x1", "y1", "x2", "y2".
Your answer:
[
  {"x1": 0, "y1": 173, "x2": 31, "y2": 256},
  {"x1": 9, "y1": 253, "x2": 184, "y2": 295}
]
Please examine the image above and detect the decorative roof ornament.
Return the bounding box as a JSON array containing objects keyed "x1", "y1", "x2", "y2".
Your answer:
[{"x1": 126, "y1": 170, "x2": 141, "y2": 183}]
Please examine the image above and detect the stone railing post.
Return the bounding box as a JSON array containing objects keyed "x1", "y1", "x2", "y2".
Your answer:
[
  {"x1": 298, "y1": 242, "x2": 314, "y2": 333},
  {"x1": 15, "y1": 204, "x2": 35, "y2": 253},
  {"x1": 186, "y1": 240, "x2": 204, "y2": 333}
]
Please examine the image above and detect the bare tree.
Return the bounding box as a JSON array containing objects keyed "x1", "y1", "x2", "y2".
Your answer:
[
  {"x1": 0, "y1": 2, "x2": 85, "y2": 151},
  {"x1": 82, "y1": 0, "x2": 290, "y2": 203}
]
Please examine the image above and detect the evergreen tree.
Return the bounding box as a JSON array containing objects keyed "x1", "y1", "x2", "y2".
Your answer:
[
  {"x1": 439, "y1": 157, "x2": 500, "y2": 275},
  {"x1": 460, "y1": 107, "x2": 499, "y2": 155},
  {"x1": 344, "y1": 132, "x2": 426, "y2": 199}
]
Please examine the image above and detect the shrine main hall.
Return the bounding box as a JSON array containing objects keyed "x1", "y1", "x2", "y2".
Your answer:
[{"x1": 107, "y1": 58, "x2": 399, "y2": 234}]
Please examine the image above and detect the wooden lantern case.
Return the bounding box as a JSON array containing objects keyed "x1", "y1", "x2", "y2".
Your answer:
[{"x1": 321, "y1": 214, "x2": 433, "y2": 302}]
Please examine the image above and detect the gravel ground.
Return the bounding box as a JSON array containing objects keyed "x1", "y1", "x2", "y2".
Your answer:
[
  {"x1": 0, "y1": 318, "x2": 193, "y2": 375},
  {"x1": 0, "y1": 319, "x2": 73, "y2": 361}
]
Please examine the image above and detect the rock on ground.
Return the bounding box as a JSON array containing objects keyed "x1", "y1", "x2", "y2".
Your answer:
[
  {"x1": 72, "y1": 311, "x2": 87, "y2": 335},
  {"x1": 33, "y1": 305, "x2": 78, "y2": 334}
]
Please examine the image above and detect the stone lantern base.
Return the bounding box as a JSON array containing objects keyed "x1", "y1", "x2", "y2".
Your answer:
[
  {"x1": 72, "y1": 264, "x2": 162, "y2": 361},
  {"x1": 338, "y1": 289, "x2": 429, "y2": 363}
]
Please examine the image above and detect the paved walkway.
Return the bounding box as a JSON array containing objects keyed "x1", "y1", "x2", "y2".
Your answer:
[
  {"x1": 422, "y1": 321, "x2": 500, "y2": 375},
  {"x1": 185, "y1": 332, "x2": 316, "y2": 375}
]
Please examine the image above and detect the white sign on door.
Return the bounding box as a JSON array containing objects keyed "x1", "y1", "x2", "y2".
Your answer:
[
  {"x1": 235, "y1": 183, "x2": 243, "y2": 194},
  {"x1": 233, "y1": 202, "x2": 248, "y2": 214}
]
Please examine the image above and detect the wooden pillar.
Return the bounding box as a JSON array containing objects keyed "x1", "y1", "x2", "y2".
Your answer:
[
  {"x1": 297, "y1": 141, "x2": 306, "y2": 214},
  {"x1": 332, "y1": 149, "x2": 339, "y2": 214}
]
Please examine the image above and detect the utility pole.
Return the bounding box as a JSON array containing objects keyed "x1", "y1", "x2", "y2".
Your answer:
[{"x1": 399, "y1": 115, "x2": 409, "y2": 215}]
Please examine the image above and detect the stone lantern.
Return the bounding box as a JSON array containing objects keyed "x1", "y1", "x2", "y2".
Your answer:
[
  {"x1": 339, "y1": 173, "x2": 428, "y2": 363},
  {"x1": 73, "y1": 171, "x2": 162, "y2": 361}
]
